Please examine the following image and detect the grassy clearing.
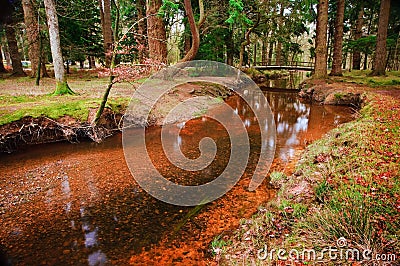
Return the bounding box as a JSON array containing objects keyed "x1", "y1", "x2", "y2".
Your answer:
[
  {"x1": 215, "y1": 92, "x2": 400, "y2": 265},
  {"x1": 0, "y1": 95, "x2": 130, "y2": 125},
  {"x1": 0, "y1": 71, "x2": 134, "y2": 125},
  {"x1": 335, "y1": 70, "x2": 400, "y2": 87}
]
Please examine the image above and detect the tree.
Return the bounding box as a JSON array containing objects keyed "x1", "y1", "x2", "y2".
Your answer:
[
  {"x1": 370, "y1": 0, "x2": 391, "y2": 76},
  {"x1": 98, "y1": 0, "x2": 113, "y2": 67},
  {"x1": 22, "y1": 0, "x2": 49, "y2": 80},
  {"x1": 313, "y1": 0, "x2": 329, "y2": 79},
  {"x1": 352, "y1": 4, "x2": 364, "y2": 70},
  {"x1": 330, "y1": 0, "x2": 345, "y2": 76},
  {"x1": 0, "y1": 45, "x2": 7, "y2": 73},
  {"x1": 146, "y1": 0, "x2": 167, "y2": 63},
  {"x1": 43, "y1": 0, "x2": 75, "y2": 95},
  {"x1": 180, "y1": 0, "x2": 205, "y2": 62},
  {"x1": 5, "y1": 24, "x2": 26, "y2": 77}
]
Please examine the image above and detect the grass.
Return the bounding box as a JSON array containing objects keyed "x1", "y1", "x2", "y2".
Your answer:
[
  {"x1": 336, "y1": 70, "x2": 400, "y2": 87},
  {"x1": 0, "y1": 96, "x2": 130, "y2": 125},
  {"x1": 215, "y1": 91, "x2": 400, "y2": 265},
  {"x1": 0, "y1": 71, "x2": 134, "y2": 125}
]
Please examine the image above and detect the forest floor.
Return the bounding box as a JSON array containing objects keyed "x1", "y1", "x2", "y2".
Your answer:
[{"x1": 213, "y1": 71, "x2": 400, "y2": 265}]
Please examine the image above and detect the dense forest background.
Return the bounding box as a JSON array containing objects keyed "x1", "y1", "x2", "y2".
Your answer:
[{"x1": 0, "y1": 0, "x2": 399, "y2": 82}]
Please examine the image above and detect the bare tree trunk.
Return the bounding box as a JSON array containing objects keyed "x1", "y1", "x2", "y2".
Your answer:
[
  {"x1": 5, "y1": 25, "x2": 26, "y2": 77},
  {"x1": 180, "y1": 0, "x2": 200, "y2": 62},
  {"x1": 22, "y1": 0, "x2": 48, "y2": 78},
  {"x1": 146, "y1": 0, "x2": 167, "y2": 63},
  {"x1": 370, "y1": 0, "x2": 391, "y2": 76},
  {"x1": 261, "y1": 38, "x2": 267, "y2": 64},
  {"x1": 268, "y1": 41, "x2": 274, "y2": 65},
  {"x1": 352, "y1": 6, "x2": 364, "y2": 70},
  {"x1": 98, "y1": 0, "x2": 113, "y2": 67},
  {"x1": 137, "y1": 0, "x2": 147, "y2": 62},
  {"x1": 239, "y1": 14, "x2": 260, "y2": 68},
  {"x1": 253, "y1": 42, "x2": 257, "y2": 66},
  {"x1": 330, "y1": 0, "x2": 345, "y2": 76},
  {"x1": 226, "y1": 29, "x2": 234, "y2": 66},
  {"x1": 275, "y1": 3, "x2": 284, "y2": 65},
  {"x1": 313, "y1": 0, "x2": 329, "y2": 79},
  {"x1": 44, "y1": 0, "x2": 74, "y2": 95},
  {"x1": 0, "y1": 45, "x2": 7, "y2": 73},
  {"x1": 180, "y1": 0, "x2": 205, "y2": 62}
]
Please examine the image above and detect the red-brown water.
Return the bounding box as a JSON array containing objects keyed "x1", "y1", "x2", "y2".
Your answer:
[{"x1": 0, "y1": 92, "x2": 354, "y2": 265}]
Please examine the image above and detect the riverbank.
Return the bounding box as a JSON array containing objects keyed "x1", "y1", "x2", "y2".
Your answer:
[
  {"x1": 0, "y1": 71, "x2": 231, "y2": 153},
  {"x1": 213, "y1": 77, "x2": 400, "y2": 264}
]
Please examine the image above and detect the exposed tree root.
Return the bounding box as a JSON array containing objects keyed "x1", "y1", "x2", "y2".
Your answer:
[{"x1": 0, "y1": 113, "x2": 122, "y2": 153}]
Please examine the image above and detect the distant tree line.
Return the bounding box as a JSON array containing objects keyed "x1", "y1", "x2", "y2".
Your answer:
[{"x1": 0, "y1": 0, "x2": 399, "y2": 88}]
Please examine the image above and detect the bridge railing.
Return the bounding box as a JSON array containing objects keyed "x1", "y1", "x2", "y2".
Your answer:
[{"x1": 255, "y1": 59, "x2": 315, "y2": 67}]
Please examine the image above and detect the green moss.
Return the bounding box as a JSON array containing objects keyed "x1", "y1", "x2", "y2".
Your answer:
[
  {"x1": 0, "y1": 97, "x2": 129, "y2": 125},
  {"x1": 53, "y1": 81, "x2": 76, "y2": 95}
]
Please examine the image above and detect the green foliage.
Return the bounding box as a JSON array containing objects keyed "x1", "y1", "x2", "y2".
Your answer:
[
  {"x1": 225, "y1": 0, "x2": 253, "y2": 26},
  {"x1": 57, "y1": 0, "x2": 103, "y2": 63},
  {"x1": 159, "y1": 0, "x2": 179, "y2": 17}
]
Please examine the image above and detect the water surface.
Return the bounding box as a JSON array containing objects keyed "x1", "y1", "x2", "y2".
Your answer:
[{"x1": 0, "y1": 91, "x2": 353, "y2": 265}]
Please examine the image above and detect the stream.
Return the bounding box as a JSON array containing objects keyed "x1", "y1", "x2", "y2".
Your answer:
[{"x1": 0, "y1": 91, "x2": 354, "y2": 265}]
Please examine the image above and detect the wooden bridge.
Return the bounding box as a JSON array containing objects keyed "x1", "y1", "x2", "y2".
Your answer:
[{"x1": 254, "y1": 60, "x2": 315, "y2": 71}]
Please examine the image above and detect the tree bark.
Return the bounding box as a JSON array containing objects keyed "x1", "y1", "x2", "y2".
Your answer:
[
  {"x1": 239, "y1": 13, "x2": 260, "y2": 68},
  {"x1": 370, "y1": 0, "x2": 391, "y2": 76},
  {"x1": 146, "y1": 0, "x2": 167, "y2": 63},
  {"x1": 136, "y1": 0, "x2": 147, "y2": 62},
  {"x1": 180, "y1": 0, "x2": 205, "y2": 62},
  {"x1": 225, "y1": 29, "x2": 234, "y2": 66},
  {"x1": 0, "y1": 45, "x2": 7, "y2": 73},
  {"x1": 275, "y1": 2, "x2": 285, "y2": 65},
  {"x1": 352, "y1": 6, "x2": 364, "y2": 70},
  {"x1": 98, "y1": 0, "x2": 113, "y2": 67},
  {"x1": 313, "y1": 0, "x2": 329, "y2": 79},
  {"x1": 44, "y1": 0, "x2": 74, "y2": 95},
  {"x1": 22, "y1": 0, "x2": 40, "y2": 77},
  {"x1": 5, "y1": 25, "x2": 26, "y2": 77},
  {"x1": 180, "y1": 0, "x2": 200, "y2": 62},
  {"x1": 268, "y1": 41, "x2": 274, "y2": 65},
  {"x1": 330, "y1": 0, "x2": 345, "y2": 76}
]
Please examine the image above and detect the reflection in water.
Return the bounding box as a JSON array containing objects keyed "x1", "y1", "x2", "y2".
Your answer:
[
  {"x1": 0, "y1": 91, "x2": 353, "y2": 265},
  {"x1": 260, "y1": 71, "x2": 308, "y2": 89}
]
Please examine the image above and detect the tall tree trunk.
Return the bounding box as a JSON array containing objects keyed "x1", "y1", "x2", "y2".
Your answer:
[
  {"x1": 180, "y1": 0, "x2": 200, "y2": 62},
  {"x1": 268, "y1": 41, "x2": 274, "y2": 65},
  {"x1": 370, "y1": 0, "x2": 391, "y2": 76},
  {"x1": 146, "y1": 0, "x2": 167, "y2": 63},
  {"x1": 352, "y1": 6, "x2": 364, "y2": 70},
  {"x1": 180, "y1": 0, "x2": 205, "y2": 62},
  {"x1": 98, "y1": 0, "x2": 113, "y2": 67},
  {"x1": 261, "y1": 38, "x2": 267, "y2": 64},
  {"x1": 22, "y1": 0, "x2": 38, "y2": 77},
  {"x1": 0, "y1": 46, "x2": 7, "y2": 73},
  {"x1": 313, "y1": 0, "x2": 329, "y2": 79},
  {"x1": 226, "y1": 29, "x2": 234, "y2": 66},
  {"x1": 330, "y1": 0, "x2": 345, "y2": 76},
  {"x1": 239, "y1": 13, "x2": 260, "y2": 68},
  {"x1": 44, "y1": 0, "x2": 74, "y2": 95},
  {"x1": 136, "y1": 0, "x2": 147, "y2": 62},
  {"x1": 5, "y1": 25, "x2": 26, "y2": 77},
  {"x1": 275, "y1": 2, "x2": 284, "y2": 65},
  {"x1": 253, "y1": 42, "x2": 257, "y2": 66}
]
